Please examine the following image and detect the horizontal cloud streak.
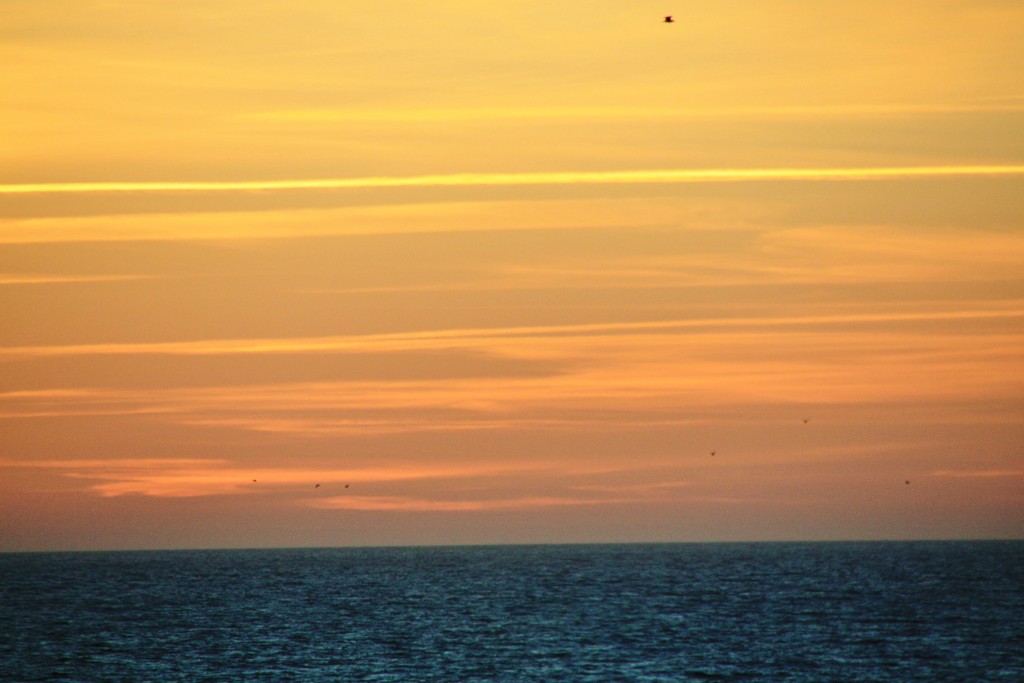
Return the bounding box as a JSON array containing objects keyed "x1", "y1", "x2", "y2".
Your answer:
[
  {"x1": 243, "y1": 101, "x2": 1024, "y2": 124},
  {"x1": 3, "y1": 329, "x2": 1019, "y2": 432},
  {"x1": 3, "y1": 165, "x2": 1024, "y2": 195},
  {"x1": 1, "y1": 457, "x2": 551, "y2": 498},
  {"x1": 3, "y1": 308, "x2": 1020, "y2": 360},
  {"x1": 930, "y1": 470, "x2": 1024, "y2": 479},
  {"x1": 0, "y1": 274, "x2": 153, "y2": 285},
  {"x1": 0, "y1": 458, "x2": 227, "y2": 469},
  {"x1": 307, "y1": 495, "x2": 628, "y2": 512}
]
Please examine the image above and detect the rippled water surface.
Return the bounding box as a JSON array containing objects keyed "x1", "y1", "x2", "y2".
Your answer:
[{"x1": 3, "y1": 541, "x2": 1022, "y2": 681}]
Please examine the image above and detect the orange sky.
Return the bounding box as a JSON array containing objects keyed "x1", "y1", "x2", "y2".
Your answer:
[{"x1": 2, "y1": 1, "x2": 1022, "y2": 551}]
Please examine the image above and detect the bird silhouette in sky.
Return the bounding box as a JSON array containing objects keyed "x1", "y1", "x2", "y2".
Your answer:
[
  {"x1": 664, "y1": 16, "x2": 674, "y2": 23},
  {"x1": 315, "y1": 484, "x2": 320, "y2": 488},
  {"x1": 802, "y1": 418, "x2": 810, "y2": 424},
  {"x1": 711, "y1": 450, "x2": 716, "y2": 456}
]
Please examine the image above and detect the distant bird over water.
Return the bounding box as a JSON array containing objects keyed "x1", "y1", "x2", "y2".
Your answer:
[
  {"x1": 315, "y1": 484, "x2": 320, "y2": 488},
  {"x1": 664, "y1": 16, "x2": 674, "y2": 23}
]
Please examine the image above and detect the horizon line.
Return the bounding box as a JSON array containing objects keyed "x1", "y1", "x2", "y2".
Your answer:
[
  {"x1": 3, "y1": 538, "x2": 1020, "y2": 554},
  {"x1": 3, "y1": 164, "x2": 1024, "y2": 195}
]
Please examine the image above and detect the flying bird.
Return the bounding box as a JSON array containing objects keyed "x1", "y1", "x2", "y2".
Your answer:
[
  {"x1": 802, "y1": 418, "x2": 810, "y2": 424},
  {"x1": 315, "y1": 484, "x2": 320, "y2": 488},
  {"x1": 905, "y1": 480, "x2": 911, "y2": 485},
  {"x1": 664, "y1": 16, "x2": 674, "y2": 23},
  {"x1": 711, "y1": 450, "x2": 716, "y2": 456}
]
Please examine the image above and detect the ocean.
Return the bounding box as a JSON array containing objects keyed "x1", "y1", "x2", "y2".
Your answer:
[{"x1": 2, "y1": 541, "x2": 1022, "y2": 682}]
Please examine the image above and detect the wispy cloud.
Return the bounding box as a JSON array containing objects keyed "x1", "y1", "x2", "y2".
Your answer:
[
  {"x1": 3, "y1": 319, "x2": 1019, "y2": 434},
  {"x1": 3, "y1": 308, "x2": 1021, "y2": 360},
  {"x1": 929, "y1": 470, "x2": 1024, "y2": 479},
  {"x1": 306, "y1": 490, "x2": 800, "y2": 512},
  {"x1": 243, "y1": 101, "x2": 1024, "y2": 124},
  {"x1": 179, "y1": 415, "x2": 711, "y2": 437},
  {"x1": 307, "y1": 495, "x2": 629, "y2": 512},
  {"x1": 571, "y1": 480, "x2": 694, "y2": 494},
  {"x1": 0, "y1": 458, "x2": 228, "y2": 469},
  {"x1": 3, "y1": 165, "x2": 1023, "y2": 195},
  {"x1": 0, "y1": 457, "x2": 550, "y2": 498},
  {"x1": 0, "y1": 274, "x2": 153, "y2": 285}
]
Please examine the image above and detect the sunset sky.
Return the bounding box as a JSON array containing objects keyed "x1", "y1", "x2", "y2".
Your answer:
[{"x1": 2, "y1": 1, "x2": 1022, "y2": 551}]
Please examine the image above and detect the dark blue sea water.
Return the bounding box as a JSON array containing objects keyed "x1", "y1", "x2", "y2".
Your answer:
[{"x1": 2, "y1": 541, "x2": 1022, "y2": 682}]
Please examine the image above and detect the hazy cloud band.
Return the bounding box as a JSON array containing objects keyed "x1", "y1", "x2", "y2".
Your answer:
[
  {"x1": 3, "y1": 308, "x2": 1020, "y2": 360},
  {"x1": 3, "y1": 165, "x2": 1024, "y2": 195}
]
